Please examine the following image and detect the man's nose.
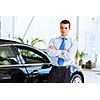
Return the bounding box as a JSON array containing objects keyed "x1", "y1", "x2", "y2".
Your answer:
[{"x1": 63, "y1": 28, "x2": 65, "y2": 31}]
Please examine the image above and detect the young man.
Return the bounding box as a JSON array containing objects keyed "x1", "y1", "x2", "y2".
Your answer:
[{"x1": 47, "y1": 20, "x2": 77, "y2": 83}]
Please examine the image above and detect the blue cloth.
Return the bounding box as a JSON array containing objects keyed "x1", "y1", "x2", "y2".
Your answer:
[{"x1": 57, "y1": 37, "x2": 66, "y2": 66}]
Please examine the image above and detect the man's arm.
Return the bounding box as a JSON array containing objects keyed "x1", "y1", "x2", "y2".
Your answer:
[
  {"x1": 62, "y1": 40, "x2": 77, "y2": 61},
  {"x1": 49, "y1": 45, "x2": 69, "y2": 54},
  {"x1": 47, "y1": 39, "x2": 62, "y2": 57}
]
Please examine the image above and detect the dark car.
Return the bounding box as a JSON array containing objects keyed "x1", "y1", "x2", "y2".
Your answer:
[{"x1": 0, "y1": 39, "x2": 84, "y2": 83}]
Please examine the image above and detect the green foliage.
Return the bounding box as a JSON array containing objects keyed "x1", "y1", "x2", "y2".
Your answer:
[
  {"x1": 75, "y1": 49, "x2": 88, "y2": 60},
  {"x1": 79, "y1": 52, "x2": 88, "y2": 60},
  {"x1": 75, "y1": 49, "x2": 79, "y2": 59},
  {"x1": 79, "y1": 52, "x2": 85, "y2": 59},
  {"x1": 19, "y1": 49, "x2": 36, "y2": 57},
  {"x1": 18, "y1": 37, "x2": 24, "y2": 44},
  {"x1": 75, "y1": 49, "x2": 88, "y2": 65},
  {"x1": 18, "y1": 37, "x2": 45, "y2": 46},
  {"x1": 17, "y1": 37, "x2": 45, "y2": 57},
  {"x1": 31, "y1": 38, "x2": 45, "y2": 46}
]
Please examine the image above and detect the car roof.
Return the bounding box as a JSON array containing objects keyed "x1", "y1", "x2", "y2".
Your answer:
[
  {"x1": 0, "y1": 38, "x2": 45, "y2": 52},
  {"x1": 0, "y1": 39, "x2": 39, "y2": 50},
  {"x1": 0, "y1": 39, "x2": 38, "y2": 50},
  {"x1": 0, "y1": 39, "x2": 24, "y2": 45}
]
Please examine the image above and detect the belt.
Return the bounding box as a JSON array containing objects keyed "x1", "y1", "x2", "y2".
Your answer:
[{"x1": 52, "y1": 65, "x2": 69, "y2": 69}]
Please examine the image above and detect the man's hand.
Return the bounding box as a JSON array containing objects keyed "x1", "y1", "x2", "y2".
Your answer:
[
  {"x1": 61, "y1": 50, "x2": 69, "y2": 54},
  {"x1": 49, "y1": 46, "x2": 69, "y2": 54},
  {"x1": 49, "y1": 46, "x2": 57, "y2": 50}
]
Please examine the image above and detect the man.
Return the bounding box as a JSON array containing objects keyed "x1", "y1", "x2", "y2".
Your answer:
[{"x1": 47, "y1": 20, "x2": 77, "y2": 83}]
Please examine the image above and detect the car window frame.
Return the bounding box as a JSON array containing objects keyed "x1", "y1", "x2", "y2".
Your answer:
[
  {"x1": 0, "y1": 44, "x2": 22, "y2": 65},
  {"x1": 13, "y1": 44, "x2": 50, "y2": 64}
]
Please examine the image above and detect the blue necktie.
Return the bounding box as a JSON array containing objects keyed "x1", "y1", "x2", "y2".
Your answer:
[{"x1": 58, "y1": 37, "x2": 66, "y2": 66}]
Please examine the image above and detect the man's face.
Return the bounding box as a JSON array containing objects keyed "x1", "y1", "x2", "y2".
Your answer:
[{"x1": 60, "y1": 24, "x2": 70, "y2": 37}]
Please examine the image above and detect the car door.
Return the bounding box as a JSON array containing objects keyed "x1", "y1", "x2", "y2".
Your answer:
[
  {"x1": 14, "y1": 44, "x2": 51, "y2": 82},
  {"x1": 0, "y1": 44, "x2": 28, "y2": 82}
]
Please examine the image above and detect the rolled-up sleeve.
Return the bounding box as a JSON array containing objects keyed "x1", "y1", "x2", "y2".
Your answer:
[{"x1": 47, "y1": 39, "x2": 61, "y2": 57}]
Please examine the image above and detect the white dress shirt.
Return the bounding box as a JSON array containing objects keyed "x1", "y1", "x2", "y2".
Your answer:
[{"x1": 47, "y1": 36, "x2": 77, "y2": 66}]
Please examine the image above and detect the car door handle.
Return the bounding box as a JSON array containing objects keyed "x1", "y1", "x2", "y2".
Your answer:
[
  {"x1": 41, "y1": 64, "x2": 50, "y2": 69},
  {"x1": 32, "y1": 70, "x2": 38, "y2": 74}
]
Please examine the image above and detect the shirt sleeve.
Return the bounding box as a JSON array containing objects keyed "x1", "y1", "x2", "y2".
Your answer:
[
  {"x1": 46, "y1": 38, "x2": 62, "y2": 57},
  {"x1": 59, "y1": 39, "x2": 77, "y2": 61}
]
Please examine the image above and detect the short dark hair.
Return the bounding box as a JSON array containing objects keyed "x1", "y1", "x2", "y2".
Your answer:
[{"x1": 60, "y1": 20, "x2": 71, "y2": 29}]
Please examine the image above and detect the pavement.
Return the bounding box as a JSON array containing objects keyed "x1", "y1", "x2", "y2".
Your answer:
[{"x1": 82, "y1": 67, "x2": 100, "y2": 83}]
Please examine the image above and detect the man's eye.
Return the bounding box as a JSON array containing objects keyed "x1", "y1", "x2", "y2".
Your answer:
[
  {"x1": 65, "y1": 27, "x2": 67, "y2": 29},
  {"x1": 60, "y1": 27, "x2": 63, "y2": 29}
]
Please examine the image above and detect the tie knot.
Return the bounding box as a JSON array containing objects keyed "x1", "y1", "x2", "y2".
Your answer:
[{"x1": 62, "y1": 37, "x2": 66, "y2": 41}]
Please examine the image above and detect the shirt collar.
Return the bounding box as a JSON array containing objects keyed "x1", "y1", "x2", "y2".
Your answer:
[{"x1": 60, "y1": 36, "x2": 68, "y2": 40}]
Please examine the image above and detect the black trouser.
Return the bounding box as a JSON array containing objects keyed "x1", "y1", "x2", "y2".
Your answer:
[{"x1": 47, "y1": 66, "x2": 70, "y2": 83}]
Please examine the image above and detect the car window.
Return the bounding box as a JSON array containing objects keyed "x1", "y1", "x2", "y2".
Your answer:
[
  {"x1": 17, "y1": 46, "x2": 46, "y2": 64},
  {"x1": 0, "y1": 46, "x2": 18, "y2": 65}
]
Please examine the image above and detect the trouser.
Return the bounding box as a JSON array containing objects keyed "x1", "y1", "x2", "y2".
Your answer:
[{"x1": 47, "y1": 66, "x2": 70, "y2": 83}]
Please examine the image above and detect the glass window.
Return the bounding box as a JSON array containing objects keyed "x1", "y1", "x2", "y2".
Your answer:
[
  {"x1": 0, "y1": 46, "x2": 18, "y2": 65},
  {"x1": 17, "y1": 46, "x2": 46, "y2": 64}
]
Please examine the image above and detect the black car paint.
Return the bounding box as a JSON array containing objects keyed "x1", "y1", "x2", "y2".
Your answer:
[
  {"x1": 0, "y1": 39, "x2": 84, "y2": 83},
  {"x1": 70, "y1": 65, "x2": 84, "y2": 82},
  {"x1": 0, "y1": 43, "x2": 51, "y2": 82}
]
